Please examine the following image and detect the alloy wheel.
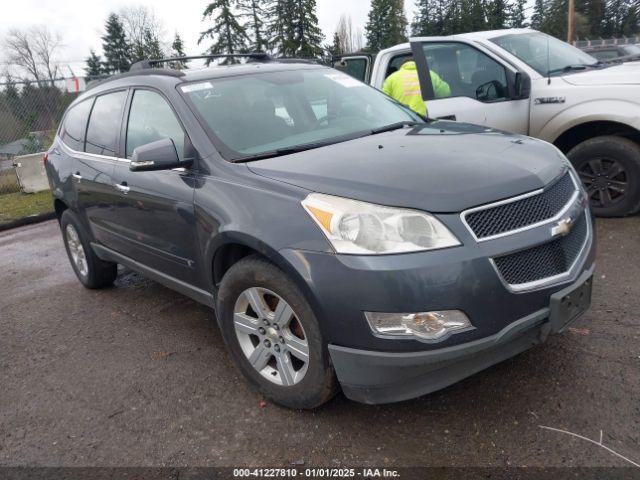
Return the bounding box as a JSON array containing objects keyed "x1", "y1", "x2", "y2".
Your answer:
[
  {"x1": 233, "y1": 287, "x2": 309, "y2": 386},
  {"x1": 578, "y1": 157, "x2": 628, "y2": 208},
  {"x1": 65, "y1": 224, "x2": 88, "y2": 277}
]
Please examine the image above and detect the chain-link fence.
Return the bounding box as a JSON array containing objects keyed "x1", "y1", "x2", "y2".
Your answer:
[{"x1": 0, "y1": 75, "x2": 108, "y2": 226}]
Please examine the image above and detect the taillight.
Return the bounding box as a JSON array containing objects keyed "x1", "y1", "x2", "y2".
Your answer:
[{"x1": 43, "y1": 152, "x2": 48, "y2": 165}]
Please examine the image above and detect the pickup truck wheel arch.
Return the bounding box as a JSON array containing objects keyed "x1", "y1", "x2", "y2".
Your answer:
[{"x1": 554, "y1": 120, "x2": 640, "y2": 155}]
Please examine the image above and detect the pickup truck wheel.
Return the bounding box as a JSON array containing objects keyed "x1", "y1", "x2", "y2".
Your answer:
[
  {"x1": 217, "y1": 255, "x2": 338, "y2": 409},
  {"x1": 60, "y1": 210, "x2": 118, "y2": 289},
  {"x1": 567, "y1": 136, "x2": 640, "y2": 217}
]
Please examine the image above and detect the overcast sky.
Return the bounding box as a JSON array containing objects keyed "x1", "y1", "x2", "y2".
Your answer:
[{"x1": 1, "y1": 0, "x2": 421, "y2": 76}]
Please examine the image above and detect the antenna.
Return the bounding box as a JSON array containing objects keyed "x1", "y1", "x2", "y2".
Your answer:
[{"x1": 547, "y1": 34, "x2": 551, "y2": 85}]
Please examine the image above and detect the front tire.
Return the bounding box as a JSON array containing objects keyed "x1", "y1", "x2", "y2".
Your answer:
[
  {"x1": 60, "y1": 210, "x2": 117, "y2": 289},
  {"x1": 217, "y1": 255, "x2": 337, "y2": 409},
  {"x1": 567, "y1": 136, "x2": 640, "y2": 217}
]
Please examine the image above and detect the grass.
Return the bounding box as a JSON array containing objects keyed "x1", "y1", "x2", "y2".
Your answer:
[{"x1": 0, "y1": 190, "x2": 54, "y2": 225}]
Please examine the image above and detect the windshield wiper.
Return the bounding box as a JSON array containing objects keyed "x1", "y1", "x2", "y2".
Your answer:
[
  {"x1": 371, "y1": 121, "x2": 423, "y2": 135},
  {"x1": 548, "y1": 64, "x2": 592, "y2": 75},
  {"x1": 232, "y1": 139, "x2": 348, "y2": 162}
]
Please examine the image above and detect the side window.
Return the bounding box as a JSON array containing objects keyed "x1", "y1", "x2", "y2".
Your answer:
[
  {"x1": 591, "y1": 50, "x2": 618, "y2": 61},
  {"x1": 422, "y1": 43, "x2": 508, "y2": 102},
  {"x1": 85, "y1": 91, "x2": 127, "y2": 156},
  {"x1": 386, "y1": 53, "x2": 412, "y2": 78},
  {"x1": 334, "y1": 57, "x2": 369, "y2": 82},
  {"x1": 126, "y1": 90, "x2": 185, "y2": 160},
  {"x1": 60, "y1": 99, "x2": 93, "y2": 151}
]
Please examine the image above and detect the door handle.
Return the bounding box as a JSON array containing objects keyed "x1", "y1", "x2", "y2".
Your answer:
[
  {"x1": 72, "y1": 172, "x2": 82, "y2": 182},
  {"x1": 115, "y1": 182, "x2": 130, "y2": 194}
]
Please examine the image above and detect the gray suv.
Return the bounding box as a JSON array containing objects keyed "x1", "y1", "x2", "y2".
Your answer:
[{"x1": 45, "y1": 55, "x2": 595, "y2": 408}]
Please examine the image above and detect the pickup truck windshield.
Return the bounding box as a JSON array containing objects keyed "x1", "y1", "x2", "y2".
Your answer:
[
  {"x1": 180, "y1": 68, "x2": 422, "y2": 161},
  {"x1": 490, "y1": 32, "x2": 599, "y2": 77}
]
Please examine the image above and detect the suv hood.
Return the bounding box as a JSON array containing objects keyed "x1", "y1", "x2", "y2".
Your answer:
[
  {"x1": 562, "y1": 62, "x2": 640, "y2": 86},
  {"x1": 247, "y1": 122, "x2": 567, "y2": 213}
]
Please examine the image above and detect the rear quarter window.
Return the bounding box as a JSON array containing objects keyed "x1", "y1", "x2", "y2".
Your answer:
[
  {"x1": 85, "y1": 91, "x2": 127, "y2": 156},
  {"x1": 60, "y1": 99, "x2": 93, "y2": 151}
]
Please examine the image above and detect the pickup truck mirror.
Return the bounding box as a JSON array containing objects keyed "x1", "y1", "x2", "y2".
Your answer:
[
  {"x1": 511, "y1": 71, "x2": 531, "y2": 100},
  {"x1": 129, "y1": 138, "x2": 192, "y2": 172},
  {"x1": 476, "y1": 80, "x2": 504, "y2": 102}
]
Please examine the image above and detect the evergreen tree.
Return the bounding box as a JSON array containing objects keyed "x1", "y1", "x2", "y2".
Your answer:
[
  {"x1": 543, "y1": 0, "x2": 568, "y2": 38},
  {"x1": 621, "y1": 2, "x2": 639, "y2": 36},
  {"x1": 508, "y1": 0, "x2": 528, "y2": 28},
  {"x1": 365, "y1": 0, "x2": 408, "y2": 52},
  {"x1": 101, "y1": 13, "x2": 131, "y2": 73},
  {"x1": 486, "y1": 0, "x2": 508, "y2": 29},
  {"x1": 459, "y1": 0, "x2": 487, "y2": 32},
  {"x1": 143, "y1": 28, "x2": 164, "y2": 59},
  {"x1": 170, "y1": 33, "x2": 189, "y2": 69},
  {"x1": 199, "y1": 0, "x2": 249, "y2": 62},
  {"x1": 291, "y1": 0, "x2": 325, "y2": 58},
  {"x1": 267, "y1": 0, "x2": 296, "y2": 55},
  {"x1": 412, "y1": 0, "x2": 436, "y2": 35},
  {"x1": 330, "y1": 32, "x2": 343, "y2": 55},
  {"x1": 266, "y1": 0, "x2": 324, "y2": 58},
  {"x1": 129, "y1": 28, "x2": 164, "y2": 63},
  {"x1": 580, "y1": 0, "x2": 606, "y2": 36},
  {"x1": 85, "y1": 50, "x2": 103, "y2": 77},
  {"x1": 239, "y1": 0, "x2": 268, "y2": 52},
  {"x1": 530, "y1": 0, "x2": 547, "y2": 30}
]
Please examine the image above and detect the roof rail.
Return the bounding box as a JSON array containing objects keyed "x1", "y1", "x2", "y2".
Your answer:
[
  {"x1": 85, "y1": 68, "x2": 185, "y2": 91},
  {"x1": 130, "y1": 53, "x2": 273, "y2": 71}
]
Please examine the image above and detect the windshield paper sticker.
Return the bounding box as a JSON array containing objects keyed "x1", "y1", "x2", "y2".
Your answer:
[
  {"x1": 181, "y1": 82, "x2": 213, "y2": 93},
  {"x1": 324, "y1": 73, "x2": 362, "y2": 88}
]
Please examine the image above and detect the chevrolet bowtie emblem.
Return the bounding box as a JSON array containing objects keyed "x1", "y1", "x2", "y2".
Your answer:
[{"x1": 551, "y1": 217, "x2": 574, "y2": 237}]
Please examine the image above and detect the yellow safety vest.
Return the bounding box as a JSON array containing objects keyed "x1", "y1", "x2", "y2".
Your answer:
[{"x1": 382, "y1": 61, "x2": 451, "y2": 117}]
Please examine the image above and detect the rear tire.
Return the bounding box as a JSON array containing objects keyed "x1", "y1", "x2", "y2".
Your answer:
[
  {"x1": 217, "y1": 255, "x2": 338, "y2": 409},
  {"x1": 60, "y1": 210, "x2": 117, "y2": 289},
  {"x1": 567, "y1": 136, "x2": 640, "y2": 217}
]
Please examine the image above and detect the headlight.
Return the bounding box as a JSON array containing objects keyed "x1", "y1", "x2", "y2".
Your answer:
[
  {"x1": 301, "y1": 193, "x2": 460, "y2": 254},
  {"x1": 365, "y1": 310, "x2": 473, "y2": 341}
]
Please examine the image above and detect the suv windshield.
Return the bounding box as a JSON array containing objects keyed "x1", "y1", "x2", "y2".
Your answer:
[
  {"x1": 180, "y1": 67, "x2": 422, "y2": 161},
  {"x1": 491, "y1": 31, "x2": 599, "y2": 77}
]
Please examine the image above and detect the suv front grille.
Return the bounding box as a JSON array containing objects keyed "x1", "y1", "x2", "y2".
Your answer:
[
  {"x1": 492, "y1": 211, "x2": 588, "y2": 289},
  {"x1": 464, "y1": 172, "x2": 577, "y2": 240}
]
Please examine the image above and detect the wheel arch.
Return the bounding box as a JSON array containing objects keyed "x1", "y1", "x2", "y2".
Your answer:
[
  {"x1": 53, "y1": 198, "x2": 69, "y2": 222},
  {"x1": 208, "y1": 233, "x2": 323, "y2": 318},
  {"x1": 553, "y1": 120, "x2": 640, "y2": 154}
]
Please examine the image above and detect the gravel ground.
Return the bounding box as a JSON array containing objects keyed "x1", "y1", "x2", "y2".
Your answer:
[{"x1": 1, "y1": 218, "x2": 638, "y2": 468}]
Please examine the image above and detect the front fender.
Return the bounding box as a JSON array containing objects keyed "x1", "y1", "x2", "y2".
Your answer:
[{"x1": 537, "y1": 99, "x2": 640, "y2": 144}]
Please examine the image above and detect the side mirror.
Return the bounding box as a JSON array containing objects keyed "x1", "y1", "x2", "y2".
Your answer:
[
  {"x1": 475, "y1": 80, "x2": 503, "y2": 102},
  {"x1": 129, "y1": 138, "x2": 192, "y2": 172},
  {"x1": 512, "y1": 71, "x2": 531, "y2": 100}
]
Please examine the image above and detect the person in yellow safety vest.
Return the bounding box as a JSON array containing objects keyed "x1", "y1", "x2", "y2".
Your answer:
[{"x1": 382, "y1": 60, "x2": 451, "y2": 117}]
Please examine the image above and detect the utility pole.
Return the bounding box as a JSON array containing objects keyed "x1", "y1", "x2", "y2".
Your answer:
[{"x1": 567, "y1": 0, "x2": 575, "y2": 44}]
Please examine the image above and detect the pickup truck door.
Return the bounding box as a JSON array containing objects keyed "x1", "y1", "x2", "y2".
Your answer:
[
  {"x1": 110, "y1": 88, "x2": 200, "y2": 287},
  {"x1": 409, "y1": 39, "x2": 530, "y2": 134},
  {"x1": 332, "y1": 54, "x2": 373, "y2": 83}
]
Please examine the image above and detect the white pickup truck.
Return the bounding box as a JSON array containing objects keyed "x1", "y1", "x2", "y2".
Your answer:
[{"x1": 334, "y1": 28, "x2": 640, "y2": 216}]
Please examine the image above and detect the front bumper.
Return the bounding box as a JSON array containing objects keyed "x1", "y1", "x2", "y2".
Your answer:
[
  {"x1": 329, "y1": 267, "x2": 594, "y2": 404},
  {"x1": 329, "y1": 266, "x2": 594, "y2": 404}
]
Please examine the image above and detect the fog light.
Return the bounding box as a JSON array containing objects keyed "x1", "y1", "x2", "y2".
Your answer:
[{"x1": 365, "y1": 310, "x2": 473, "y2": 341}]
